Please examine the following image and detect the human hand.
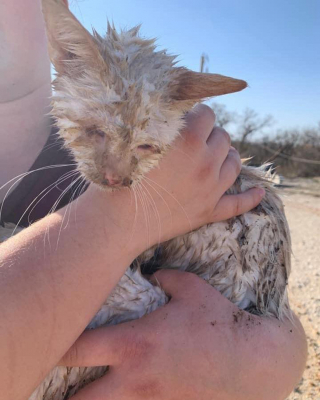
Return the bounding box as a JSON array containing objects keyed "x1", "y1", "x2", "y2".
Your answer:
[
  {"x1": 144, "y1": 103, "x2": 265, "y2": 239},
  {"x1": 83, "y1": 103, "x2": 264, "y2": 254},
  {"x1": 61, "y1": 271, "x2": 307, "y2": 400}
]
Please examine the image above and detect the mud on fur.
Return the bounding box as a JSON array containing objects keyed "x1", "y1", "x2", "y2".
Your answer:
[{"x1": 0, "y1": 0, "x2": 292, "y2": 398}]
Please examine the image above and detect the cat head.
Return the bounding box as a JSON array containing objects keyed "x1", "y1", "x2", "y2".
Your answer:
[{"x1": 42, "y1": 0, "x2": 247, "y2": 189}]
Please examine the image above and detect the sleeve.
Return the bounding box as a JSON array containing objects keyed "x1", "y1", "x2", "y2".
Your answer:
[{"x1": 0, "y1": 125, "x2": 86, "y2": 227}]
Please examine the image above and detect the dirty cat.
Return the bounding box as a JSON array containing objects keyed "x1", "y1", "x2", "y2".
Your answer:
[{"x1": 1, "y1": 0, "x2": 292, "y2": 398}]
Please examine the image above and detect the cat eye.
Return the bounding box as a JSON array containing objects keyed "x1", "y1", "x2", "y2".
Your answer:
[
  {"x1": 86, "y1": 128, "x2": 105, "y2": 138},
  {"x1": 138, "y1": 144, "x2": 154, "y2": 151},
  {"x1": 95, "y1": 130, "x2": 106, "y2": 138}
]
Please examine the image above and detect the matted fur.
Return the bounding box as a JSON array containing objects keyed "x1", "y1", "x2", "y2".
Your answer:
[
  {"x1": 0, "y1": 1, "x2": 292, "y2": 398},
  {"x1": 42, "y1": 0, "x2": 247, "y2": 187}
]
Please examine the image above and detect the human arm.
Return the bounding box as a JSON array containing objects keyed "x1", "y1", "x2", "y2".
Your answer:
[
  {"x1": 61, "y1": 270, "x2": 307, "y2": 400},
  {"x1": 0, "y1": 105, "x2": 264, "y2": 400}
]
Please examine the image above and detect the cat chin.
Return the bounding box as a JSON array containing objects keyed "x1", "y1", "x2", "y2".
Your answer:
[
  {"x1": 91, "y1": 178, "x2": 148, "y2": 192},
  {"x1": 91, "y1": 180, "x2": 135, "y2": 192},
  {"x1": 90, "y1": 181, "x2": 122, "y2": 192}
]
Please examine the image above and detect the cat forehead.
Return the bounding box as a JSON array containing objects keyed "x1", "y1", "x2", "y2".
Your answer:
[
  {"x1": 53, "y1": 67, "x2": 175, "y2": 138},
  {"x1": 53, "y1": 58, "x2": 167, "y2": 127},
  {"x1": 53, "y1": 87, "x2": 156, "y2": 130},
  {"x1": 96, "y1": 26, "x2": 176, "y2": 78}
]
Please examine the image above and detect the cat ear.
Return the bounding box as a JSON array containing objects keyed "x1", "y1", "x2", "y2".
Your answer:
[
  {"x1": 168, "y1": 69, "x2": 247, "y2": 101},
  {"x1": 41, "y1": 0, "x2": 105, "y2": 75}
]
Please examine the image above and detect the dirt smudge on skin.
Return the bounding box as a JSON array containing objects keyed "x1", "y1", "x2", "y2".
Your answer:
[{"x1": 232, "y1": 310, "x2": 244, "y2": 323}]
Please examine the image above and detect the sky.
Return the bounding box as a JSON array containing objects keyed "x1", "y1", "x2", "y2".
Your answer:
[{"x1": 69, "y1": 0, "x2": 320, "y2": 134}]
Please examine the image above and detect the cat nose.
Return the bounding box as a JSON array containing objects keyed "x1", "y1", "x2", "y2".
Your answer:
[
  {"x1": 103, "y1": 174, "x2": 122, "y2": 187},
  {"x1": 103, "y1": 174, "x2": 133, "y2": 187}
]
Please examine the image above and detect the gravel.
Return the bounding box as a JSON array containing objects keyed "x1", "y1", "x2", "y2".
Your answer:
[{"x1": 283, "y1": 188, "x2": 320, "y2": 399}]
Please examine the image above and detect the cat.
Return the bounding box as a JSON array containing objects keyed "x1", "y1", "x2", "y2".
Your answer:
[{"x1": 1, "y1": 0, "x2": 292, "y2": 398}]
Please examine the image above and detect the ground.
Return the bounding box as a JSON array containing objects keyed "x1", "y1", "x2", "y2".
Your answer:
[{"x1": 282, "y1": 178, "x2": 320, "y2": 399}]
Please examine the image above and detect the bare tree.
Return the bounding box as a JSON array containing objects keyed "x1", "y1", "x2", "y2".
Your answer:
[
  {"x1": 237, "y1": 108, "x2": 273, "y2": 154},
  {"x1": 211, "y1": 102, "x2": 237, "y2": 129},
  {"x1": 209, "y1": 103, "x2": 320, "y2": 177}
]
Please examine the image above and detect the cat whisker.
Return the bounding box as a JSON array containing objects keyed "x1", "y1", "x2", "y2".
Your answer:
[
  {"x1": 44, "y1": 173, "x2": 81, "y2": 249},
  {"x1": 0, "y1": 163, "x2": 77, "y2": 223},
  {"x1": 41, "y1": 141, "x2": 64, "y2": 153},
  {"x1": 170, "y1": 146, "x2": 197, "y2": 165},
  {"x1": 140, "y1": 181, "x2": 162, "y2": 247},
  {"x1": 144, "y1": 177, "x2": 192, "y2": 231},
  {"x1": 27, "y1": 170, "x2": 80, "y2": 226},
  {"x1": 64, "y1": 176, "x2": 86, "y2": 230},
  {"x1": 55, "y1": 176, "x2": 83, "y2": 250},
  {"x1": 127, "y1": 186, "x2": 139, "y2": 247},
  {"x1": 0, "y1": 163, "x2": 77, "y2": 192},
  {"x1": 136, "y1": 183, "x2": 151, "y2": 249},
  {"x1": 74, "y1": 178, "x2": 89, "y2": 226},
  {"x1": 139, "y1": 182, "x2": 162, "y2": 249},
  {"x1": 142, "y1": 179, "x2": 173, "y2": 223},
  {"x1": 9, "y1": 170, "x2": 79, "y2": 237},
  {"x1": 60, "y1": 175, "x2": 83, "y2": 231},
  {"x1": 135, "y1": 184, "x2": 149, "y2": 239}
]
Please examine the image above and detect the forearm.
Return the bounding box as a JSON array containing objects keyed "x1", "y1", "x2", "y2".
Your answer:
[
  {"x1": 234, "y1": 313, "x2": 307, "y2": 400},
  {"x1": 58, "y1": 271, "x2": 307, "y2": 400},
  {"x1": 0, "y1": 0, "x2": 51, "y2": 195},
  {"x1": 0, "y1": 187, "x2": 141, "y2": 400}
]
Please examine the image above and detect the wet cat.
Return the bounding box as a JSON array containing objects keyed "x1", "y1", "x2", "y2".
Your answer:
[{"x1": 2, "y1": 0, "x2": 292, "y2": 398}]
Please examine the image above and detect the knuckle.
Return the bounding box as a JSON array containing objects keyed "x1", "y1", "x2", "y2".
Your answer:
[
  {"x1": 195, "y1": 103, "x2": 216, "y2": 122},
  {"x1": 197, "y1": 159, "x2": 213, "y2": 181},
  {"x1": 233, "y1": 196, "x2": 243, "y2": 216},
  {"x1": 228, "y1": 149, "x2": 241, "y2": 175},
  {"x1": 212, "y1": 126, "x2": 231, "y2": 145},
  {"x1": 221, "y1": 128, "x2": 231, "y2": 146},
  {"x1": 118, "y1": 334, "x2": 154, "y2": 365},
  {"x1": 188, "y1": 135, "x2": 203, "y2": 150},
  {"x1": 181, "y1": 127, "x2": 203, "y2": 149}
]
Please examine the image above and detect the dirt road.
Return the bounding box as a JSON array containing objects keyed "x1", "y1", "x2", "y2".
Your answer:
[{"x1": 283, "y1": 189, "x2": 320, "y2": 399}]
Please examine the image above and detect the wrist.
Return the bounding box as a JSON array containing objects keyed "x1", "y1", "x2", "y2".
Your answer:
[{"x1": 78, "y1": 184, "x2": 152, "y2": 261}]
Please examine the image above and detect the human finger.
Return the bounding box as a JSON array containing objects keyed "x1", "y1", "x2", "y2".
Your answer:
[
  {"x1": 211, "y1": 188, "x2": 265, "y2": 222},
  {"x1": 181, "y1": 104, "x2": 216, "y2": 145},
  {"x1": 218, "y1": 147, "x2": 242, "y2": 191},
  {"x1": 59, "y1": 323, "x2": 153, "y2": 367},
  {"x1": 60, "y1": 272, "x2": 208, "y2": 368},
  {"x1": 206, "y1": 126, "x2": 231, "y2": 165},
  {"x1": 150, "y1": 270, "x2": 206, "y2": 299}
]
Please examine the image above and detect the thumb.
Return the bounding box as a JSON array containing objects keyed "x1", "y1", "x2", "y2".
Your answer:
[
  {"x1": 212, "y1": 187, "x2": 265, "y2": 222},
  {"x1": 150, "y1": 270, "x2": 205, "y2": 299},
  {"x1": 59, "y1": 320, "x2": 155, "y2": 368}
]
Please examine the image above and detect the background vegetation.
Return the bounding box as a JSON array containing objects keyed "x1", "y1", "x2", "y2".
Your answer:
[{"x1": 211, "y1": 102, "x2": 320, "y2": 178}]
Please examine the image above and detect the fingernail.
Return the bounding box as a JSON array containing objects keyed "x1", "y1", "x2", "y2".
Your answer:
[{"x1": 258, "y1": 188, "x2": 265, "y2": 197}]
